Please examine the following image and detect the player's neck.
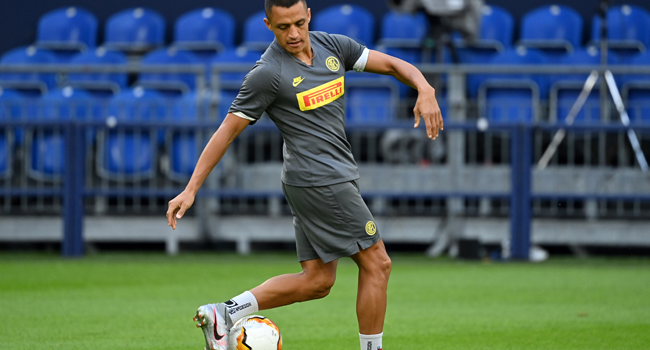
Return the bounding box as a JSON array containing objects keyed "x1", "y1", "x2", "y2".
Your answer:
[{"x1": 292, "y1": 41, "x2": 313, "y2": 65}]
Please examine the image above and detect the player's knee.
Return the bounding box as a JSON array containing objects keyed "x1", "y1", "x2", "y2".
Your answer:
[
  {"x1": 378, "y1": 256, "x2": 392, "y2": 279},
  {"x1": 305, "y1": 272, "x2": 336, "y2": 299},
  {"x1": 365, "y1": 255, "x2": 391, "y2": 282}
]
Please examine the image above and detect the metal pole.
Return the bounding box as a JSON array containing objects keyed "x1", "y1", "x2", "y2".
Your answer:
[
  {"x1": 510, "y1": 124, "x2": 531, "y2": 260},
  {"x1": 62, "y1": 121, "x2": 85, "y2": 257}
]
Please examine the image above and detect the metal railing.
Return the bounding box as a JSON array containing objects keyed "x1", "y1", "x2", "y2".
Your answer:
[{"x1": 1, "y1": 63, "x2": 650, "y2": 258}]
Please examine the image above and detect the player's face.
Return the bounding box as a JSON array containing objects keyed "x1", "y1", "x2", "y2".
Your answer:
[{"x1": 264, "y1": 3, "x2": 311, "y2": 55}]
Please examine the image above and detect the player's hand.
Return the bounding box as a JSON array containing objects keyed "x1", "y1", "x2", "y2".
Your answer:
[
  {"x1": 413, "y1": 86, "x2": 443, "y2": 140},
  {"x1": 166, "y1": 190, "x2": 195, "y2": 230}
]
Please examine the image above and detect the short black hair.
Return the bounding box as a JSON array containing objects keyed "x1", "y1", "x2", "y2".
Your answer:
[{"x1": 264, "y1": 0, "x2": 307, "y2": 19}]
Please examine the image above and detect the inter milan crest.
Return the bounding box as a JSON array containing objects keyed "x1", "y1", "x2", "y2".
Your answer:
[
  {"x1": 365, "y1": 221, "x2": 377, "y2": 236},
  {"x1": 326, "y1": 56, "x2": 340, "y2": 72}
]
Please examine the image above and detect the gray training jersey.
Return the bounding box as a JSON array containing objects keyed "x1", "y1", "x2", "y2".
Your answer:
[{"x1": 229, "y1": 31, "x2": 367, "y2": 187}]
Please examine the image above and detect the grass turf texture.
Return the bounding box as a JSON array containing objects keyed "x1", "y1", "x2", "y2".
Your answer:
[{"x1": 0, "y1": 253, "x2": 649, "y2": 349}]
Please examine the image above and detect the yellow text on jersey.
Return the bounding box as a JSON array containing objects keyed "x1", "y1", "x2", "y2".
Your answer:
[{"x1": 296, "y1": 76, "x2": 344, "y2": 111}]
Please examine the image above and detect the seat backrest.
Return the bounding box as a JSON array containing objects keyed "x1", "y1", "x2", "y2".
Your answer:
[
  {"x1": 380, "y1": 10, "x2": 428, "y2": 42},
  {"x1": 520, "y1": 5, "x2": 583, "y2": 49},
  {"x1": 243, "y1": 11, "x2": 275, "y2": 50},
  {"x1": 469, "y1": 46, "x2": 547, "y2": 98},
  {"x1": 0, "y1": 88, "x2": 40, "y2": 128},
  {"x1": 591, "y1": 5, "x2": 650, "y2": 47},
  {"x1": 0, "y1": 131, "x2": 8, "y2": 175},
  {"x1": 313, "y1": 5, "x2": 375, "y2": 46},
  {"x1": 0, "y1": 87, "x2": 26, "y2": 121},
  {"x1": 170, "y1": 91, "x2": 200, "y2": 121},
  {"x1": 624, "y1": 55, "x2": 650, "y2": 123},
  {"x1": 479, "y1": 5, "x2": 514, "y2": 48},
  {"x1": 211, "y1": 47, "x2": 262, "y2": 87},
  {"x1": 37, "y1": 7, "x2": 98, "y2": 49},
  {"x1": 174, "y1": 8, "x2": 235, "y2": 50},
  {"x1": 105, "y1": 8, "x2": 166, "y2": 49},
  {"x1": 140, "y1": 48, "x2": 201, "y2": 91},
  {"x1": 346, "y1": 86, "x2": 398, "y2": 124},
  {"x1": 620, "y1": 51, "x2": 650, "y2": 88},
  {"x1": 68, "y1": 48, "x2": 128, "y2": 90},
  {"x1": 0, "y1": 46, "x2": 58, "y2": 92},
  {"x1": 41, "y1": 86, "x2": 94, "y2": 121},
  {"x1": 108, "y1": 87, "x2": 166, "y2": 121}
]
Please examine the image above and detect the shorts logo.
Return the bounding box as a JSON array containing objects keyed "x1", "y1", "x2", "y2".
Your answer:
[
  {"x1": 326, "y1": 56, "x2": 340, "y2": 72},
  {"x1": 365, "y1": 221, "x2": 377, "y2": 236},
  {"x1": 296, "y1": 76, "x2": 344, "y2": 111}
]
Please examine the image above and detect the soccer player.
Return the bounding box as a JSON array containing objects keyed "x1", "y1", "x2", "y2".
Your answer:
[{"x1": 166, "y1": 0, "x2": 443, "y2": 349}]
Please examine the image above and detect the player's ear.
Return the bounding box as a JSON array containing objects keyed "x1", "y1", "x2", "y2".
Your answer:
[
  {"x1": 263, "y1": 17, "x2": 272, "y2": 31},
  {"x1": 307, "y1": 8, "x2": 311, "y2": 23}
]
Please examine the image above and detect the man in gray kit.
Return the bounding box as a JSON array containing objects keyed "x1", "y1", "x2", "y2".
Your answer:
[{"x1": 166, "y1": 0, "x2": 443, "y2": 349}]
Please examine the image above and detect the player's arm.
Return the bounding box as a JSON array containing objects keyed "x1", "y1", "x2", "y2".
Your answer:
[
  {"x1": 363, "y1": 50, "x2": 443, "y2": 139},
  {"x1": 166, "y1": 113, "x2": 250, "y2": 229}
]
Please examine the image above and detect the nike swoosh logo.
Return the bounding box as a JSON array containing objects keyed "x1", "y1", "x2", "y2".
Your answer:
[
  {"x1": 293, "y1": 76, "x2": 305, "y2": 87},
  {"x1": 213, "y1": 309, "x2": 225, "y2": 341}
]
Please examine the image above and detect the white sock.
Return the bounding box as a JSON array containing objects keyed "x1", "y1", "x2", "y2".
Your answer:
[
  {"x1": 224, "y1": 291, "x2": 259, "y2": 324},
  {"x1": 360, "y1": 332, "x2": 383, "y2": 350}
]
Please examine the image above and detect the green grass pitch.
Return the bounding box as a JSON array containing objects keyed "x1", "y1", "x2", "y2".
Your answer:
[{"x1": 1, "y1": 252, "x2": 649, "y2": 349}]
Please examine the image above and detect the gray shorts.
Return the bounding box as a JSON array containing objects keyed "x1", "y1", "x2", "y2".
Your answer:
[{"x1": 282, "y1": 180, "x2": 381, "y2": 263}]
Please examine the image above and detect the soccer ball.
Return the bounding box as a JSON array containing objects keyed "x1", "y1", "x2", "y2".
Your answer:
[{"x1": 228, "y1": 315, "x2": 282, "y2": 350}]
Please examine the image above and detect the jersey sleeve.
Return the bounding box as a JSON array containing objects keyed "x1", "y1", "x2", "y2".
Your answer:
[
  {"x1": 228, "y1": 62, "x2": 279, "y2": 125},
  {"x1": 329, "y1": 34, "x2": 367, "y2": 72}
]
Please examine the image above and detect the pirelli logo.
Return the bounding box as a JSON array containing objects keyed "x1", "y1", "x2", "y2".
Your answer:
[{"x1": 296, "y1": 76, "x2": 344, "y2": 111}]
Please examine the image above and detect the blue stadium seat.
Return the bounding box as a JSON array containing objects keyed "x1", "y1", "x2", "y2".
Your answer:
[
  {"x1": 211, "y1": 47, "x2": 262, "y2": 116},
  {"x1": 379, "y1": 10, "x2": 428, "y2": 48},
  {"x1": 0, "y1": 87, "x2": 19, "y2": 179},
  {"x1": 0, "y1": 87, "x2": 39, "y2": 146},
  {"x1": 104, "y1": 8, "x2": 166, "y2": 53},
  {"x1": 549, "y1": 47, "x2": 607, "y2": 124},
  {"x1": 35, "y1": 7, "x2": 98, "y2": 61},
  {"x1": 456, "y1": 5, "x2": 514, "y2": 64},
  {"x1": 98, "y1": 87, "x2": 163, "y2": 180},
  {"x1": 27, "y1": 87, "x2": 94, "y2": 181},
  {"x1": 68, "y1": 48, "x2": 128, "y2": 93},
  {"x1": 139, "y1": 48, "x2": 201, "y2": 92},
  {"x1": 623, "y1": 52, "x2": 650, "y2": 124},
  {"x1": 0, "y1": 128, "x2": 9, "y2": 179},
  {"x1": 519, "y1": 5, "x2": 583, "y2": 62},
  {"x1": 242, "y1": 11, "x2": 275, "y2": 50},
  {"x1": 165, "y1": 92, "x2": 201, "y2": 179},
  {"x1": 313, "y1": 5, "x2": 375, "y2": 46},
  {"x1": 217, "y1": 89, "x2": 239, "y2": 120},
  {"x1": 377, "y1": 11, "x2": 429, "y2": 68},
  {"x1": 591, "y1": 5, "x2": 650, "y2": 58},
  {"x1": 0, "y1": 87, "x2": 29, "y2": 122},
  {"x1": 477, "y1": 47, "x2": 547, "y2": 122},
  {"x1": 0, "y1": 46, "x2": 57, "y2": 93},
  {"x1": 346, "y1": 72, "x2": 399, "y2": 125},
  {"x1": 174, "y1": 8, "x2": 235, "y2": 53},
  {"x1": 211, "y1": 47, "x2": 262, "y2": 87},
  {"x1": 41, "y1": 86, "x2": 93, "y2": 121}
]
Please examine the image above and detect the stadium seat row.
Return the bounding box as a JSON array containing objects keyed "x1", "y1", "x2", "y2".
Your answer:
[
  {"x1": 11, "y1": 4, "x2": 650, "y2": 62},
  {"x1": 0, "y1": 86, "x2": 203, "y2": 181}
]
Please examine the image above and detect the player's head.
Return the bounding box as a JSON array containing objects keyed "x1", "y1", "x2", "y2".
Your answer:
[{"x1": 264, "y1": 0, "x2": 311, "y2": 55}]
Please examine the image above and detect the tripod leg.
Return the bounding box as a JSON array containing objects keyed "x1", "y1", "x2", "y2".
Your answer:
[
  {"x1": 537, "y1": 71, "x2": 600, "y2": 170},
  {"x1": 603, "y1": 70, "x2": 649, "y2": 172}
]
